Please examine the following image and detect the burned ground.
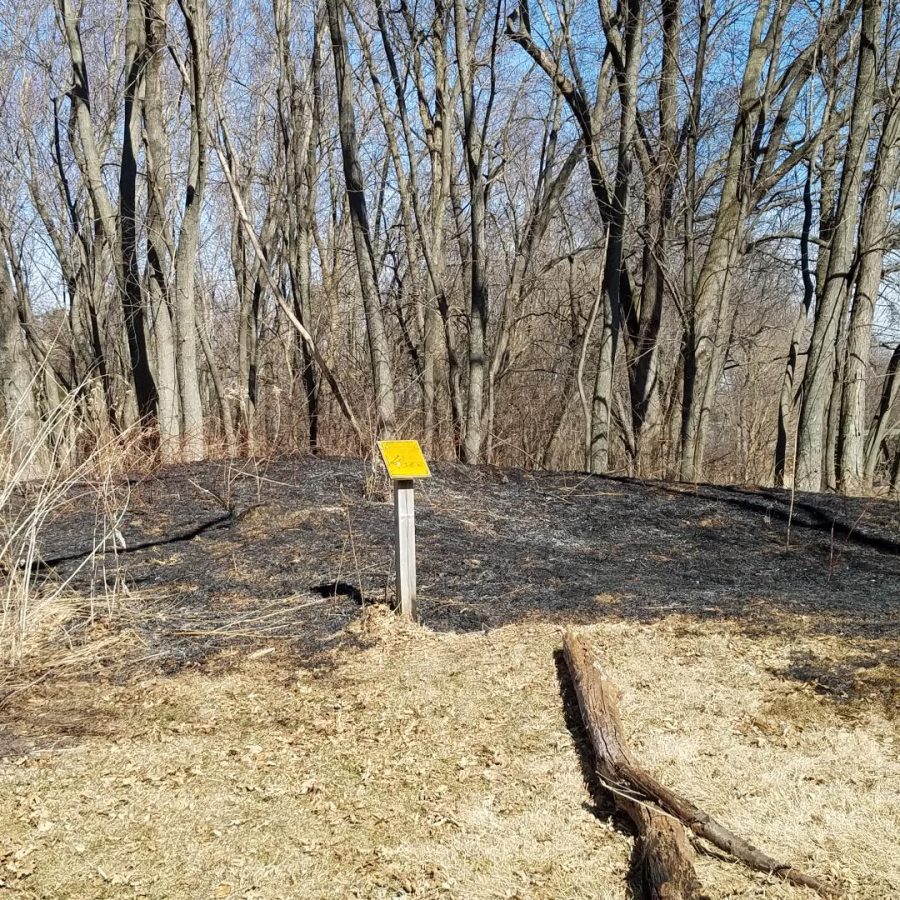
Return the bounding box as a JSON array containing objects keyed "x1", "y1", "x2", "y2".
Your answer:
[{"x1": 25, "y1": 456, "x2": 900, "y2": 683}]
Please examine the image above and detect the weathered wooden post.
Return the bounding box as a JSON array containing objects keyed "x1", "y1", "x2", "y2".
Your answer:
[{"x1": 377, "y1": 441, "x2": 431, "y2": 621}]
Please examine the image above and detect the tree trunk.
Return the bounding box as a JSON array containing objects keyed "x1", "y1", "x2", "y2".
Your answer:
[
  {"x1": 197, "y1": 292, "x2": 235, "y2": 454},
  {"x1": 214, "y1": 122, "x2": 366, "y2": 448},
  {"x1": 453, "y1": 0, "x2": 494, "y2": 464},
  {"x1": 120, "y1": 0, "x2": 158, "y2": 424},
  {"x1": 796, "y1": 0, "x2": 880, "y2": 492},
  {"x1": 56, "y1": 0, "x2": 131, "y2": 431},
  {"x1": 864, "y1": 341, "x2": 900, "y2": 484},
  {"x1": 775, "y1": 161, "x2": 817, "y2": 485},
  {"x1": 680, "y1": 0, "x2": 853, "y2": 482},
  {"x1": 0, "y1": 242, "x2": 44, "y2": 479},
  {"x1": 677, "y1": 0, "x2": 774, "y2": 483},
  {"x1": 172, "y1": 0, "x2": 210, "y2": 462},
  {"x1": 840, "y1": 62, "x2": 900, "y2": 494},
  {"x1": 590, "y1": 291, "x2": 616, "y2": 472},
  {"x1": 825, "y1": 299, "x2": 851, "y2": 491},
  {"x1": 143, "y1": 0, "x2": 181, "y2": 461},
  {"x1": 326, "y1": 0, "x2": 396, "y2": 437},
  {"x1": 632, "y1": 0, "x2": 681, "y2": 475}
]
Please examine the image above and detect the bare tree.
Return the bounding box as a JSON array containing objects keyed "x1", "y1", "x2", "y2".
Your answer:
[
  {"x1": 120, "y1": 0, "x2": 158, "y2": 423},
  {"x1": 326, "y1": 0, "x2": 397, "y2": 436},
  {"x1": 840, "y1": 44, "x2": 900, "y2": 492},
  {"x1": 796, "y1": 0, "x2": 880, "y2": 492},
  {"x1": 3, "y1": 0, "x2": 895, "y2": 494},
  {"x1": 170, "y1": 0, "x2": 210, "y2": 461},
  {"x1": 0, "y1": 240, "x2": 43, "y2": 477},
  {"x1": 454, "y1": 0, "x2": 501, "y2": 463}
]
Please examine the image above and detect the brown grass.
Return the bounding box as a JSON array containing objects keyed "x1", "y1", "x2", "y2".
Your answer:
[
  {"x1": 1, "y1": 383, "x2": 141, "y2": 669},
  {"x1": 0, "y1": 608, "x2": 897, "y2": 899}
]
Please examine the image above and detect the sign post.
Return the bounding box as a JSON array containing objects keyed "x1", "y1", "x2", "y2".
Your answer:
[{"x1": 377, "y1": 441, "x2": 431, "y2": 621}]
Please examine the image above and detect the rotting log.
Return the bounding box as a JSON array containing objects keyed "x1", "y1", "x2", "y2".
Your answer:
[
  {"x1": 563, "y1": 629, "x2": 839, "y2": 898},
  {"x1": 563, "y1": 629, "x2": 702, "y2": 899}
]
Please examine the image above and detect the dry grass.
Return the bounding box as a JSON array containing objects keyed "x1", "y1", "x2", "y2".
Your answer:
[
  {"x1": 1, "y1": 383, "x2": 139, "y2": 668},
  {"x1": 0, "y1": 609, "x2": 896, "y2": 899}
]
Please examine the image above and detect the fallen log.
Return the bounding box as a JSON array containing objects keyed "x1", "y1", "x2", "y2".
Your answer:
[
  {"x1": 563, "y1": 629, "x2": 838, "y2": 898},
  {"x1": 563, "y1": 630, "x2": 702, "y2": 899}
]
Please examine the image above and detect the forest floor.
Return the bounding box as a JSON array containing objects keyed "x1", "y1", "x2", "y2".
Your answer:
[{"x1": 0, "y1": 457, "x2": 898, "y2": 899}]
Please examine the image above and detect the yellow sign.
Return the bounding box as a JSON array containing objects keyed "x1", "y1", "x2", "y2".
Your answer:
[{"x1": 378, "y1": 440, "x2": 431, "y2": 480}]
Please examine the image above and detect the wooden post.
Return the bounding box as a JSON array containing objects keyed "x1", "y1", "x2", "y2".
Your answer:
[{"x1": 394, "y1": 478, "x2": 417, "y2": 620}]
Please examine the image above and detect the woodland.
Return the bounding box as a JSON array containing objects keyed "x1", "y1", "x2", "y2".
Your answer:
[{"x1": 1, "y1": 0, "x2": 900, "y2": 493}]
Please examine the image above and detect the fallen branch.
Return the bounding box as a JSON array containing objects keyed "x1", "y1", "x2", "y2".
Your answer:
[
  {"x1": 563, "y1": 629, "x2": 701, "y2": 899},
  {"x1": 563, "y1": 629, "x2": 839, "y2": 898}
]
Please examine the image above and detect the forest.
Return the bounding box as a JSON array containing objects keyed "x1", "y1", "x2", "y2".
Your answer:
[{"x1": 1, "y1": 0, "x2": 899, "y2": 493}]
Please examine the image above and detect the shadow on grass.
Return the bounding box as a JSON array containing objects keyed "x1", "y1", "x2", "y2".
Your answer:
[
  {"x1": 687, "y1": 482, "x2": 900, "y2": 556},
  {"x1": 0, "y1": 690, "x2": 120, "y2": 758},
  {"x1": 773, "y1": 649, "x2": 900, "y2": 720},
  {"x1": 552, "y1": 650, "x2": 621, "y2": 825},
  {"x1": 553, "y1": 649, "x2": 657, "y2": 899},
  {"x1": 310, "y1": 580, "x2": 364, "y2": 603}
]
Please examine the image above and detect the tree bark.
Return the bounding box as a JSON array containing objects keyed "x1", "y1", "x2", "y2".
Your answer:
[
  {"x1": 284, "y1": 7, "x2": 324, "y2": 453},
  {"x1": 172, "y1": 0, "x2": 209, "y2": 462},
  {"x1": 796, "y1": 0, "x2": 880, "y2": 491},
  {"x1": 56, "y1": 0, "x2": 131, "y2": 431},
  {"x1": 679, "y1": 0, "x2": 773, "y2": 481},
  {"x1": 775, "y1": 158, "x2": 817, "y2": 486},
  {"x1": 453, "y1": 0, "x2": 496, "y2": 464},
  {"x1": 196, "y1": 288, "x2": 235, "y2": 454},
  {"x1": 143, "y1": 0, "x2": 181, "y2": 461},
  {"x1": 326, "y1": 0, "x2": 396, "y2": 437},
  {"x1": 120, "y1": 0, "x2": 158, "y2": 424},
  {"x1": 595, "y1": 0, "x2": 643, "y2": 473},
  {"x1": 628, "y1": 0, "x2": 681, "y2": 474},
  {"x1": 577, "y1": 232, "x2": 610, "y2": 469},
  {"x1": 840, "y1": 61, "x2": 900, "y2": 494},
  {"x1": 864, "y1": 341, "x2": 900, "y2": 483},
  {"x1": 0, "y1": 241, "x2": 44, "y2": 479}
]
